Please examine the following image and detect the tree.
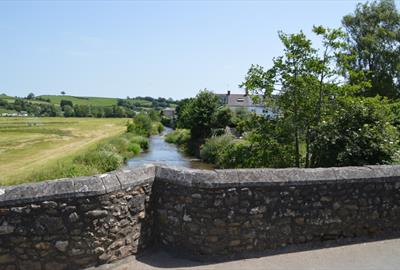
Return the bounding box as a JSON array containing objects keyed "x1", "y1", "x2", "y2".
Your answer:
[
  {"x1": 61, "y1": 91, "x2": 66, "y2": 95},
  {"x1": 312, "y1": 96, "x2": 399, "y2": 166},
  {"x1": 241, "y1": 26, "x2": 384, "y2": 168},
  {"x1": 112, "y1": 106, "x2": 127, "y2": 118},
  {"x1": 178, "y1": 90, "x2": 221, "y2": 140},
  {"x1": 74, "y1": 105, "x2": 91, "y2": 117},
  {"x1": 60, "y1": 100, "x2": 73, "y2": 108},
  {"x1": 127, "y1": 113, "x2": 153, "y2": 137},
  {"x1": 148, "y1": 109, "x2": 161, "y2": 122},
  {"x1": 26, "y1": 93, "x2": 35, "y2": 100},
  {"x1": 342, "y1": 0, "x2": 400, "y2": 98},
  {"x1": 63, "y1": 105, "x2": 75, "y2": 117}
]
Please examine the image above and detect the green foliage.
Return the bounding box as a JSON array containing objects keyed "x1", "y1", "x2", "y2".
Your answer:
[
  {"x1": 178, "y1": 90, "x2": 221, "y2": 140},
  {"x1": 60, "y1": 99, "x2": 73, "y2": 108},
  {"x1": 342, "y1": 0, "x2": 400, "y2": 98},
  {"x1": 63, "y1": 105, "x2": 74, "y2": 117},
  {"x1": 73, "y1": 105, "x2": 91, "y2": 117},
  {"x1": 152, "y1": 122, "x2": 164, "y2": 135},
  {"x1": 148, "y1": 109, "x2": 161, "y2": 122},
  {"x1": 130, "y1": 135, "x2": 150, "y2": 150},
  {"x1": 200, "y1": 135, "x2": 234, "y2": 165},
  {"x1": 312, "y1": 97, "x2": 399, "y2": 167},
  {"x1": 177, "y1": 90, "x2": 233, "y2": 154},
  {"x1": 127, "y1": 113, "x2": 153, "y2": 137},
  {"x1": 128, "y1": 143, "x2": 141, "y2": 155},
  {"x1": 75, "y1": 147, "x2": 124, "y2": 172},
  {"x1": 165, "y1": 129, "x2": 190, "y2": 146}
]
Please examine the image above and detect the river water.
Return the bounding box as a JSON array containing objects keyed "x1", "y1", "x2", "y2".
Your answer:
[{"x1": 127, "y1": 128, "x2": 213, "y2": 170}]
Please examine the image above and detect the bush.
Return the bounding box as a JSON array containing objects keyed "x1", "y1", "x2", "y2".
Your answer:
[
  {"x1": 128, "y1": 143, "x2": 141, "y2": 155},
  {"x1": 165, "y1": 129, "x2": 190, "y2": 145},
  {"x1": 75, "y1": 149, "x2": 124, "y2": 172},
  {"x1": 151, "y1": 122, "x2": 164, "y2": 135},
  {"x1": 312, "y1": 97, "x2": 400, "y2": 167},
  {"x1": 127, "y1": 113, "x2": 153, "y2": 137},
  {"x1": 130, "y1": 136, "x2": 149, "y2": 150},
  {"x1": 200, "y1": 135, "x2": 234, "y2": 164},
  {"x1": 218, "y1": 139, "x2": 253, "y2": 168}
]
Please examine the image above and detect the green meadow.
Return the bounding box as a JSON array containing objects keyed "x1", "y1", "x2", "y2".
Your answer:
[{"x1": 0, "y1": 117, "x2": 129, "y2": 185}]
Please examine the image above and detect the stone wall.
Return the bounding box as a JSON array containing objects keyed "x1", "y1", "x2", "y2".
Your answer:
[
  {"x1": 0, "y1": 166, "x2": 155, "y2": 270},
  {"x1": 154, "y1": 166, "x2": 400, "y2": 258},
  {"x1": 1, "y1": 165, "x2": 400, "y2": 269}
]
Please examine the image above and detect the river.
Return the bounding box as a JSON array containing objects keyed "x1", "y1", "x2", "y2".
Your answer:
[{"x1": 127, "y1": 128, "x2": 213, "y2": 169}]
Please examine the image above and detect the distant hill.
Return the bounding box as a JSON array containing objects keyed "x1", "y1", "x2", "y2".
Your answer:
[
  {"x1": 39, "y1": 95, "x2": 122, "y2": 107},
  {"x1": 0, "y1": 93, "x2": 178, "y2": 117}
]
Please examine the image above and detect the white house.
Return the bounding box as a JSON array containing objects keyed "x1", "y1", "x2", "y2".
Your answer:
[{"x1": 217, "y1": 91, "x2": 274, "y2": 117}]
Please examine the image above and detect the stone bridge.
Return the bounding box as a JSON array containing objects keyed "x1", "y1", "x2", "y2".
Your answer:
[{"x1": 1, "y1": 165, "x2": 400, "y2": 270}]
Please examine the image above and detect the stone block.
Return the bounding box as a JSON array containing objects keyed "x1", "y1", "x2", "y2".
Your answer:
[{"x1": 73, "y1": 176, "x2": 106, "y2": 197}]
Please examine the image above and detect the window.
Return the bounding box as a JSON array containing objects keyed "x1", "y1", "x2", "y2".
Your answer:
[{"x1": 237, "y1": 98, "x2": 244, "y2": 102}]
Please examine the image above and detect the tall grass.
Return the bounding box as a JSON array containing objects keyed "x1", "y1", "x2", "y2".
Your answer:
[{"x1": 24, "y1": 132, "x2": 149, "y2": 183}]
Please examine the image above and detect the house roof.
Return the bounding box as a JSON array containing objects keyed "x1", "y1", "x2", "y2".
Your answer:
[{"x1": 217, "y1": 93, "x2": 264, "y2": 107}]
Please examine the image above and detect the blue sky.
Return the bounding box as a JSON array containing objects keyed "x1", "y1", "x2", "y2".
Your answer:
[{"x1": 1, "y1": 0, "x2": 392, "y2": 99}]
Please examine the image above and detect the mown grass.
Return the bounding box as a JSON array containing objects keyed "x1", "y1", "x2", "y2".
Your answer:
[
  {"x1": 27, "y1": 132, "x2": 149, "y2": 183},
  {"x1": 0, "y1": 117, "x2": 128, "y2": 185}
]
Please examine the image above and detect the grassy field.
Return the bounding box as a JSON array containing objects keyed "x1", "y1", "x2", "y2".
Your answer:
[
  {"x1": 0, "y1": 117, "x2": 128, "y2": 185},
  {"x1": 39, "y1": 95, "x2": 153, "y2": 107},
  {"x1": 39, "y1": 95, "x2": 120, "y2": 106}
]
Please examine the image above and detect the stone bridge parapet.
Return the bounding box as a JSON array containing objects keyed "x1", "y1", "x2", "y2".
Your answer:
[{"x1": 1, "y1": 165, "x2": 400, "y2": 269}]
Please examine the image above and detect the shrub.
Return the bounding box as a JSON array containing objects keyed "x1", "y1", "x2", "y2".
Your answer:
[
  {"x1": 128, "y1": 143, "x2": 141, "y2": 155},
  {"x1": 130, "y1": 136, "x2": 149, "y2": 150},
  {"x1": 312, "y1": 97, "x2": 400, "y2": 167},
  {"x1": 127, "y1": 113, "x2": 153, "y2": 137},
  {"x1": 75, "y1": 149, "x2": 123, "y2": 172},
  {"x1": 151, "y1": 122, "x2": 164, "y2": 135},
  {"x1": 165, "y1": 129, "x2": 190, "y2": 145},
  {"x1": 200, "y1": 135, "x2": 234, "y2": 164}
]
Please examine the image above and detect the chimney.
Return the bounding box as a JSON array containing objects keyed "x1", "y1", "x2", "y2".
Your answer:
[
  {"x1": 227, "y1": 90, "x2": 231, "y2": 95},
  {"x1": 244, "y1": 89, "x2": 248, "y2": 96}
]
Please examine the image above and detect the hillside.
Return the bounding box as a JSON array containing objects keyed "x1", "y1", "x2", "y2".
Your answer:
[
  {"x1": 0, "y1": 93, "x2": 177, "y2": 118},
  {"x1": 39, "y1": 95, "x2": 121, "y2": 107}
]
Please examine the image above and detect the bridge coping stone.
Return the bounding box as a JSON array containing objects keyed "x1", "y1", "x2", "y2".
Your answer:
[{"x1": 1, "y1": 164, "x2": 400, "y2": 206}]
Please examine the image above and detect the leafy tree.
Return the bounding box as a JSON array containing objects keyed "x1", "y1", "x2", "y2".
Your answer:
[
  {"x1": 342, "y1": 0, "x2": 400, "y2": 98},
  {"x1": 63, "y1": 105, "x2": 75, "y2": 117},
  {"x1": 312, "y1": 96, "x2": 399, "y2": 166},
  {"x1": 178, "y1": 90, "x2": 226, "y2": 141},
  {"x1": 61, "y1": 91, "x2": 66, "y2": 95},
  {"x1": 103, "y1": 107, "x2": 114, "y2": 118},
  {"x1": 176, "y1": 98, "x2": 193, "y2": 128},
  {"x1": 91, "y1": 106, "x2": 105, "y2": 118},
  {"x1": 148, "y1": 109, "x2": 161, "y2": 122},
  {"x1": 240, "y1": 24, "x2": 397, "y2": 169},
  {"x1": 74, "y1": 105, "x2": 91, "y2": 117},
  {"x1": 60, "y1": 100, "x2": 73, "y2": 108},
  {"x1": 27, "y1": 93, "x2": 35, "y2": 99},
  {"x1": 112, "y1": 105, "x2": 127, "y2": 118},
  {"x1": 214, "y1": 106, "x2": 233, "y2": 128},
  {"x1": 127, "y1": 113, "x2": 153, "y2": 137}
]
